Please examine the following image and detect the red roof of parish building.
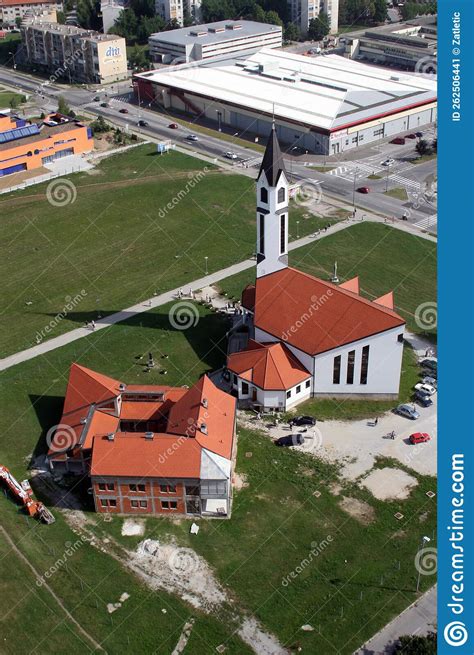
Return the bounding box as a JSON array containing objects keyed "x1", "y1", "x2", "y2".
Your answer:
[
  {"x1": 62, "y1": 363, "x2": 121, "y2": 414},
  {"x1": 253, "y1": 268, "x2": 405, "y2": 356},
  {"x1": 227, "y1": 340, "x2": 310, "y2": 390}
]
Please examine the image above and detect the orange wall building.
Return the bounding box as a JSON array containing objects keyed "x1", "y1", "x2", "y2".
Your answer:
[{"x1": 0, "y1": 112, "x2": 93, "y2": 177}]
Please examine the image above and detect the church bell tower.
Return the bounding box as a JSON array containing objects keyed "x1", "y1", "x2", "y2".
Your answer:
[{"x1": 256, "y1": 126, "x2": 289, "y2": 279}]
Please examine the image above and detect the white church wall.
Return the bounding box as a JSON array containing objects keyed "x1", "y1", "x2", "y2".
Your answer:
[{"x1": 256, "y1": 170, "x2": 289, "y2": 278}]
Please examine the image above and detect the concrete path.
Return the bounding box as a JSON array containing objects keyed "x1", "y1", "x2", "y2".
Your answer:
[
  {"x1": 0, "y1": 214, "x2": 435, "y2": 372},
  {"x1": 354, "y1": 585, "x2": 437, "y2": 654}
]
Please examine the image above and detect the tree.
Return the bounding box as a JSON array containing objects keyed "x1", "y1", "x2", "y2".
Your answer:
[
  {"x1": 201, "y1": 0, "x2": 234, "y2": 22},
  {"x1": 307, "y1": 11, "x2": 330, "y2": 40},
  {"x1": 57, "y1": 96, "x2": 71, "y2": 115},
  {"x1": 373, "y1": 0, "x2": 387, "y2": 22},
  {"x1": 90, "y1": 115, "x2": 110, "y2": 133},
  {"x1": 9, "y1": 96, "x2": 19, "y2": 110},
  {"x1": 128, "y1": 44, "x2": 149, "y2": 69},
  {"x1": 393, "y1": 632, "x2": 436, "y2": 655},
  {"x1": 264, "y1": 10, "x2": 283, "y2": 25},
  {"x1": 431, "y1": 138, "x2": 437, "y2": 152},
  {"x1": 284, "y1": 21, "x2": 301, "y2": 41},
  {"x1": 415, "y1": 138, "x2": 432, "y2": 157}
]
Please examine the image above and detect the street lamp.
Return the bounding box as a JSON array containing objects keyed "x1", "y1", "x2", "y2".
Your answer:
[
  {"x1": 352, "y1": 166, "x2": 358, "y2": 207},
  {"x1": 8, "y1": 51, "x2": 16, "y2": 69},
  {"x1": 216, "y1": 110, "x2": 222, "y2": 132},
  {"x1": 385, "y1": 163, "x2": 391, "y2": 192},
  {"x1": 204, "y1": 256, "x2": 208, "y2": 275},
  {"x1": 416, "y1": 535, "x2": 430, "y2": 592},
  {"x1": 296, "y1": 221, "x2": 300, "y2": 239}
]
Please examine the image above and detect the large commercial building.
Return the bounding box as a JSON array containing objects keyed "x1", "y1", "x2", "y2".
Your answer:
[
  {"x1": 0, "y1": 112, "x2": 93, "y2": 177},
  {"x1": 0, "y1": 0, "x2": 61, "y2": 27},
  {"x1": 134, "y1": 49, "x2": 437, "y2": 155},
  {"x1": 287, "y1": 0, "x2": 338, "y2": 36},
  {"x1": 149, "y1": 20, "x2": 282, "y2": 64},
  {"x1": 20, "y1": 22, "x2": 127, "y2": 83},
  {"x1": 343, "y1": 17, "x2": 437, "y2": 72}
]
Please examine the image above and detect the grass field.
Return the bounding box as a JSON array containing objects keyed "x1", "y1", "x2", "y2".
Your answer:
[
  {"x1": 0, "y1": 300, "x2": 436, "y2": 654},
  {"x1": 218, "y1": 222, "x2": 437, "y2": 337},
  {"x1": 0, "y1": 89, "x2": 26, "y2": 108},
  {"x1": 385, "y1": 188, "x2": 409, "y2": 201},
  {"x1": 0, "y1": 145, "x2": 335, "y2": 357}
]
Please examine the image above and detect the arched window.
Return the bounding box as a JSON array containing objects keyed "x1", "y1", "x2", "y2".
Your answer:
[
  {"x1": 278, "y1": 187, "x2": 286, "y2": 203},
  {"x1": 260, "y1": 187, "x2": 268, "y2": 203}
]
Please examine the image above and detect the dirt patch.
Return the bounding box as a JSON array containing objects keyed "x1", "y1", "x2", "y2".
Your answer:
[
  {"x1": 361, "y1": 467, "x2": 418, "y2": 501},
  {"x1": 330, "y1": 482, "x2": 342, "y2": 496},
  {"x1": 233, "y1": 472, "x2": 248, "y2": 490},
  {"x1": 122, "y1": 518, "x2": 146, "y2": 536},
  {"x1": 238, "y1": 617, "x2": 288, "y2": 655},
  {"x1": 339, "y1": 496, "x2": 375, "y2": 525}
]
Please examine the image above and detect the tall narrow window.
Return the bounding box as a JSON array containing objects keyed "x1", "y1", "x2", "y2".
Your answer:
[
  {"x1": 360, "y1": 345, "x2": 370, "y2": 384},
  {"x1": 333, "y1": 355, "x2": 341, "y2": 384},
  {"x1": 346, "y1": 350, "x2": 355, "y2": 384},
  {"x1": 260, "y1": 187, "x2": 268, "y2": 203},
  {"x1": 259, "y1": 214, "x2": 265, "y2": 255},
  {"x1": 278, "y1": 187, "x2": 286, "y2": 203},
  {"x1": 280, "y1": 214, "x2": 286, "y2": 254}
]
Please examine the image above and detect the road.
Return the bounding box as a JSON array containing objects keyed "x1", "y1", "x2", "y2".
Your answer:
[{"x1": 0, "y1": 66, "x2": 437, "y2": 232}]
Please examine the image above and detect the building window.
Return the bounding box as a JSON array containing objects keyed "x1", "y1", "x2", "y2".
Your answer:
[
  {"x1": 260, "y1": 187, "x2": 268, "y2": 203},
  {"x1": 286, "y1": 390, "x2": 291, "y2": 399},
  {"x1": 278, "y1": 187, "x2": 285, "y2": 203},
  {"x1": 100, "y1": 498, "x2": 116, "y2": 507},
  {"x1": 241, "y1": 382, "x2": 249, "y2": 395},
  {"x1": 360, "y1": 345, "x2": 370, "y2": 385},
  {"x1": 305, "y1": 379, "x2": 311, "y2": 388},
  {"x1": 233, "y1": 374, "x2": 237, "y2": 384},
  {"x1": 129, "y1": 483, "x2": 146, "y2": 492},
  {"x1": 131, "y1": 500, "x2": 138, "y2": 508},
  {"x1": 333, "y1": 355, "x2": 341, "y2": 384},
  {"x1": 185, "y1": 485, "x2": 200, "y2": 496},
  {"x1": 139, "y1": 500, "x2": 148, "y2": 508},
  {"x1": 160, "y1": 484, "x2": 177, "y2": 493},
  {"x1": 280, "y1": 214, "x2": 286, "y2": 254},
  {"x1": 98, "y1": 483, "x2": 106, "y2": 491},
  {"x1": 346, "y1": 350, "x2": 355, "y2": 384},
  {"x1": 296, "y1": 385, "x2": 301, "y2": 394},
  {"x1": 398, "y1": 333, "x2": 404, "y2": 343},
  {"x1": 259, "y1": 213, "x2": 265, "y2": 255}
]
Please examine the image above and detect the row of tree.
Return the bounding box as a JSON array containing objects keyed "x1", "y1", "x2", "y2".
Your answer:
[
  {"x1": 401, "y1": 2, "x2": 437, "y2": 20},
  {"x1": 339, "y1": 0, "x2": 388, "y2": 25}
]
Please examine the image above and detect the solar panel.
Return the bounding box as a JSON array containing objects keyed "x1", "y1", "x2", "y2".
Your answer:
[{"x1": 0, "y1": 123, "x2": 40, "y2": 144}]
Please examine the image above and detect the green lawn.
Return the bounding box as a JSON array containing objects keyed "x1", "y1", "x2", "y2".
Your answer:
[
  {"x1": 218, "y1": 222, "x2": 437, "y2": 337},
  {"x1": 0, "y1": 145, "x2": 334, "y2": 357},
  {"x1": 367, "y1": 174, "x2": 382, "y2": 180},
  {"x1": 384, "y1": 188, "x2": 409, "y2": 201},
  {"x1": 0, "y1": 89, "x2": 26, "y2": 108}
]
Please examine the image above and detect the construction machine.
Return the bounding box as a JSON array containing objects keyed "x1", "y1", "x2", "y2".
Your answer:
[{"x1": 0, "y1": 465, "x2": 55, "y2": 524}]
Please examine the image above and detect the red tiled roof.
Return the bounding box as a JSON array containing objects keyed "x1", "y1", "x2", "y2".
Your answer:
[
  {"x1": 374, "y1": 291, "x2": 395, "y2": 310},
  {"x1": 227, "y1": 339, "x2": 310, "y2": 390},
  {"x1": 167, "y1": 375, "x2": 236, "y2": 459},
  {"x1": 339, "y1": 276, "x2": 360, "y2": 294},
  {"x1": 91, "y1": 433, "x2": 202, "y2": 479},
  {"x1": 254, "y1": 268, "x2": 405, "y2": 356},
  {"x1": 0, "y1": 0, "x2": 57, "y2": 5},
  {"x1": 62, "y1": 363, "x2": 121, "y2": 414},
  {"x1": 82, "y1": 410, "x2": 120, "y2": 450}
]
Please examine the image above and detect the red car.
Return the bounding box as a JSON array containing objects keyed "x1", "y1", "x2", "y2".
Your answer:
[
  {"x1": 357, "y1": 186, "x2": 370, "y2": 194},
  {"x1": 390, "y1": 137, "x2": 405, "y2": 145},
  {"x1": 409, "y1": 432, "x2": 431, "y2": 445},
  {"x1": 168, "y1": 123, "x2": 179, "y2": 129},
  {"x1": 406, "y1": 133, "x2": 417, "y2": 139},
  {"x1": 119, "y1": 108, "x2": 129, "y2": 114}
]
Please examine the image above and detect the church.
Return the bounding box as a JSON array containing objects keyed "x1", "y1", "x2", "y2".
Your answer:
[{"x1": 226, "y1": 128, "x2": 406, "y2": 411}]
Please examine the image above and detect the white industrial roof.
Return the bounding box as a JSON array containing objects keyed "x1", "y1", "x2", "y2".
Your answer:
[
  {"x1": 137, "y1": 49, "x2": 437, "y2": 131},
  {"x1": 149, "y1": 20, "x2": 281, "y2": 47}
]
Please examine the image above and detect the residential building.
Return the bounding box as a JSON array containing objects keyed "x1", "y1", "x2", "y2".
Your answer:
[
  {"x1": 47, "y1": 364, "x2": 237, "y2": 518},
  {"x1": 0, "y1": 112, "x2": 93, "y2": 177},
  {"x1": 101, "y1": 0, "x2": 126, "y2": 34},
  {"x1": 287, "y1": 0, "x2": 338, "y2": 36},
  {"x1": 226, "y1": 128, "x2": 406, "y2": 410},
  {"x1": 154, "y1": 0, "x2": 201, "y2": 27},
  {"x1": 0, "y1": 0, "x2": 61, "y2": 27},
  {"x1": 134, "y1": 48, "x2": 437, "y2": 155},
  {"x1": 149, "y1": 20, "x2": 282, "y2": 64},
  {"x1": 20, "y1": 22, "x2": 127, "y2": 83}
]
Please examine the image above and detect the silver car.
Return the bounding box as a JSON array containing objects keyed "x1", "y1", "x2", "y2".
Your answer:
[{"x1": 395, "y1": 404, "x2": 420, "y2": 420}]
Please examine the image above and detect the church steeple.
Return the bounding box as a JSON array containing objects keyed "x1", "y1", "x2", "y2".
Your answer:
[{"x1": 256, "y1": 126, "x2": 289, "y2": 279}]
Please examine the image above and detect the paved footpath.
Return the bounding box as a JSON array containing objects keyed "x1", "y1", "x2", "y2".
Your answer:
[
  {"x1": 355, "y1": 586, "x2": 437, "y2": 654},
  {"x1": 0, "y1": 215, "x2": 435, "y2": 373}
]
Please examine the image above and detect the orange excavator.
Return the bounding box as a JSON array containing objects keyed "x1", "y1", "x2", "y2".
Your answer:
[{"x1": 0, "y1": 465, "x2": 55, "y2": 524}]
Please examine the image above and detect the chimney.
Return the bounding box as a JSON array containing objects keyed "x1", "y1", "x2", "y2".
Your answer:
[
  {"x1": 200, "y1": 423, "x2": 207, "y2": 435},
  {"x1": 202, "y1": 397, "x2": 208, "y2": 409},
  {"x1": 106, "y1": 433, "x2": 115, "y2": 441},
  {"x1": 119, "y1": 383, "x2": 126, "y2": 392},
  {"x1": 145, "y1": 432, "x2": 154, "y2": 440}
]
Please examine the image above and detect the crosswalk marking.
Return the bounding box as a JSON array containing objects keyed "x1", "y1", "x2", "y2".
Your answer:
[{"x1": 414, "y1": 215, "x2": 437, "y2": 231}]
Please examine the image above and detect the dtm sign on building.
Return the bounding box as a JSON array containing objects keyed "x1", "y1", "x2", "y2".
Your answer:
[
  {"x1": 96, "y1": 37, "x2": 127, "y2": 83},
  {"x1": 105, "y1": 45, "x2": 122, "y2": 60}
]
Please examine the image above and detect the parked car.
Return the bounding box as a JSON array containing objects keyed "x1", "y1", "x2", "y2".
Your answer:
[
  {"x1": 357, "y1": 186, "x2": 370, "y2": 194},
  {"x1": 414, "y1": 382, "x2": 436, "y2": 396},
  {"x1": 406, "y1": 133, "x2": 417, "y2": 139},
  {"x1": 421, "y1": 375, "x2": 437, "y2": 387},
  {"x1": 381, "y1": 158, "x2": 395, "y2": 166},
  {"x1": 420, "y1": 358, "x2": 437, "y2": 372},
  {"x1": 93, "y1": 96, "x2": 100, "y2": 102},
  {"x1": 410, "y1": 432, "x2": 431, "y2": 445},
  {"x1": 289, "y1": 415, "x2": 317, "y2": 427},
  {"x1": 100, "y1": 102, "x2": 108, "y2": 107},
  {"x1": 137, "y1": 119, "x2": 149, "y2": 127},
  {"x1": 414, "y1": 390, "x2": 433, "y2": 408},
  {"x1": 390, "y1": 137, "x2": 405, "y2": 144},
  {"x1": 168, "y1": 122, "x2": 179, "y2": 129},
  {"x1": 415, "y1": 131, "x2": 423, "y2": 137},
  {"x1": 224, "y1": 151, "x2": 238, "y2": 160},
  {"x1": 186, "y1": 133, "x2": 199, "y2": 141},
  {"x1": 119, "y1": 108, "x2": 129, "y2": 114},
  {"x1": 394, "y1": 404, "x2": 420, "y2": 420},
  {"x1": 275, "y1": 434, "x2": 304, "y2": 447}
]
